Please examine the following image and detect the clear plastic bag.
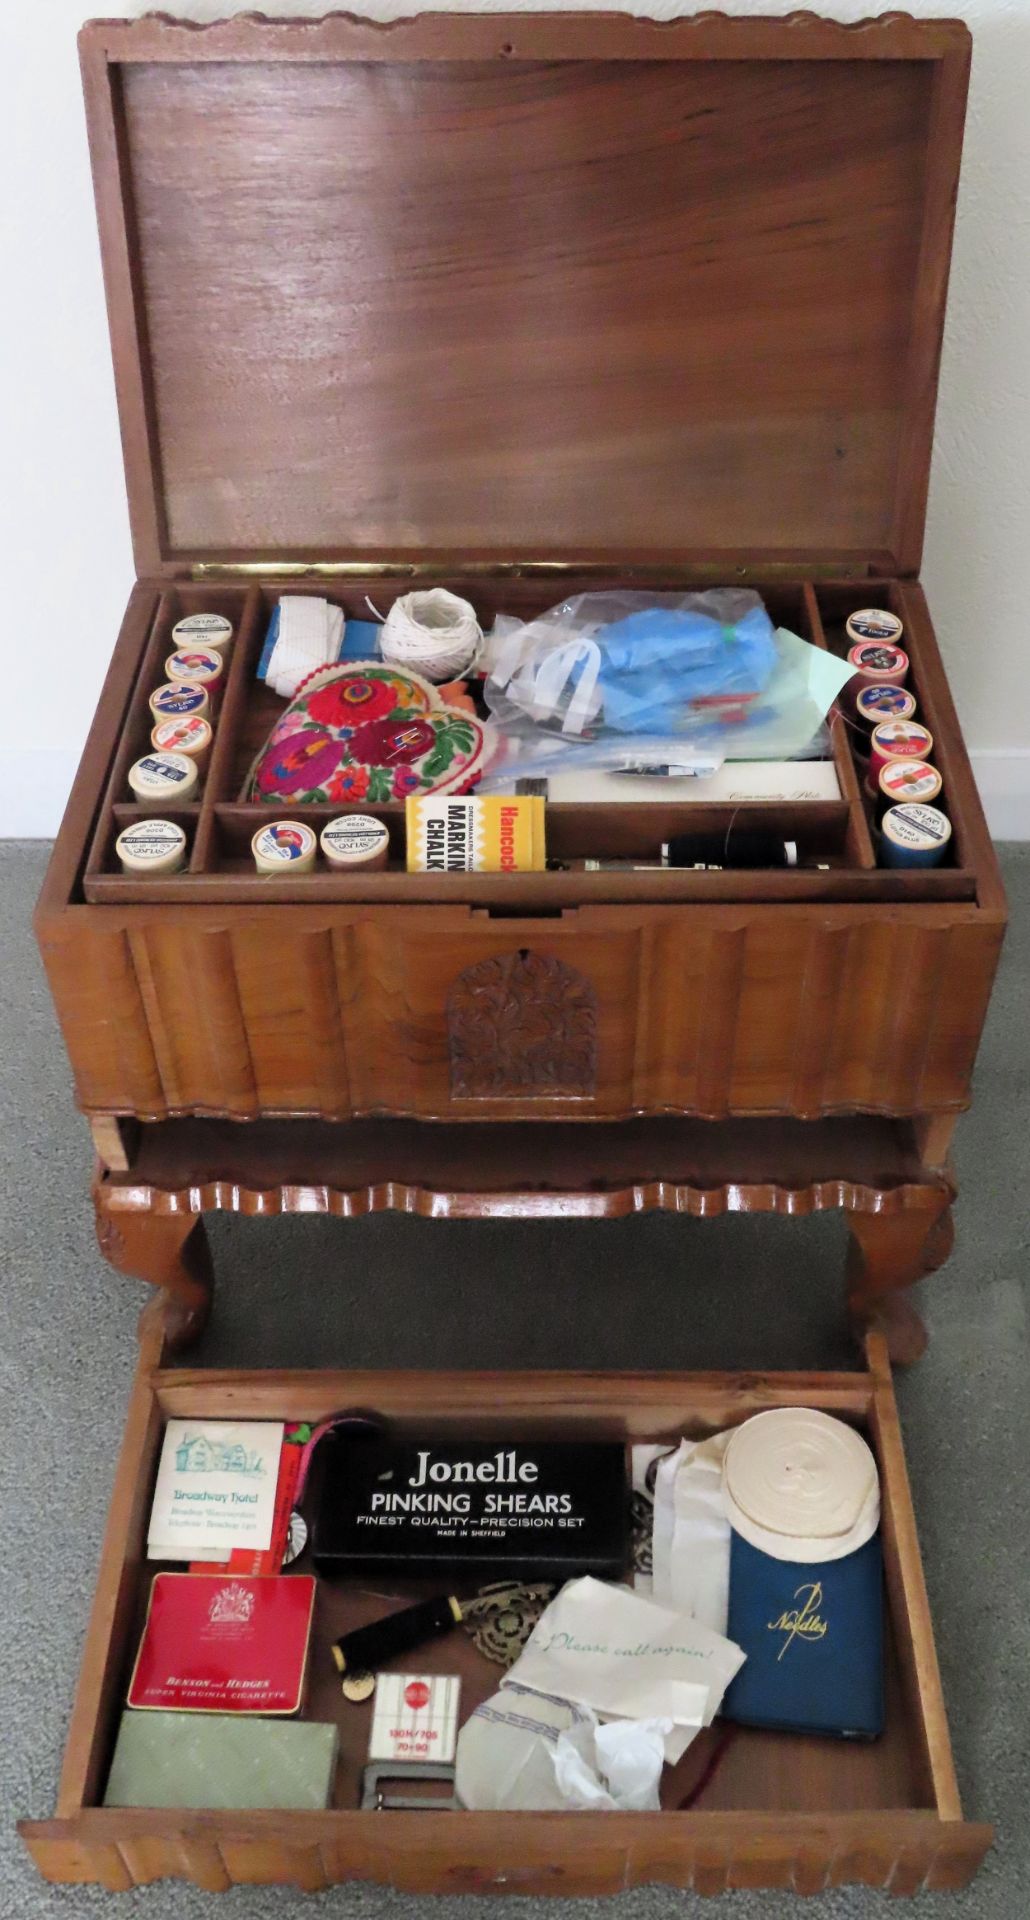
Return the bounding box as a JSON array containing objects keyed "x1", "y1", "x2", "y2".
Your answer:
[
  {"x1": 478, "y1": 609, "x2": 853, "y2": 792},
  {"x1": 486, "y1": 589, "x2": 778, "y2": 739}
]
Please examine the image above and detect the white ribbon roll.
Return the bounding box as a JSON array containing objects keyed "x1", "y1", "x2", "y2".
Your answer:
[
  {"x1": 378, "y1": 589, "x2": 482, "y2": 683},
  {"x1": 721, "y1": 1409, "x2": 880, "y2": 1564}
]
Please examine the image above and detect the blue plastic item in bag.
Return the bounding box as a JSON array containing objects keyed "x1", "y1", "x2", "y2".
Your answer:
[
  {"x1": 598, "y1": 603, "x2": 777, "y2": 733},
  {"x1": 487, "y1": 590, "x2": 778, "y2": 738}
]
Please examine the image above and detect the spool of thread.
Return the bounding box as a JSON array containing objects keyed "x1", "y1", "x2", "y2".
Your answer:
[
  {"x1": 845, "y1": 608, "x2": 904, "y2": 649},
  {"x1": 165, "y1": 646, "x2": 225, "y2": 702},
  {"x1": 171, "y1": 612, "x2": 233, "y2": 657},
  {"x1": 151, "y1": 713, "x2": 213, "y2": 772},
  {"x1": 251, "y1": 820, "x2": 317, "y2": 873},
  {"x1": 855, "y1": 684, "x2": 918, "y2": 728},
  {"x1": 881, "y1": 804, "x2": 952, "y2": 869},
  {"x1": 331, "y1": 1595, "x2": 463, "y2": 1677},
  {"x1": 149, "y1": 681, "x2": 210, "y2": 725},
  {"x1": 722, "y1": 1408, "x2": 880, "y2": 1564},
  {"x1": 320, "y1": 814, "x2": 390, "y2": 872},
  {"x1": 128, "y1": 752, "x2": 198, "y2": 809},
  {"x1": 877, "y1": 758, "x2": 942, "y2": 812},
  {"x1": 847, "y1": 641, "x2": 909, "y2": 691},
  {"x1": 868, "y1": 720, "x2": 933, "y2": 787},
  {"x1": 379, "y1": 589, "x2": 482, "y2": 683},
  {"x1": 666, "y1": 830, "x2": 796, "y2": 870},
  {"x1": 115, "y1": 818, "x2": 188, "y2": 875}
]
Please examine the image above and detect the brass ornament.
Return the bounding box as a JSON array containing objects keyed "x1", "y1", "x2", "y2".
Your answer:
[{"x1": 461, "y1": 1581, "x2": 557, "y2": 1667}]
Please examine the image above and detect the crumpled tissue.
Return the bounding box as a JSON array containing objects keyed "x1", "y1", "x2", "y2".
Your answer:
[{"x1": 455, "y1": 1683, "x2": 671, "y2": 1812}]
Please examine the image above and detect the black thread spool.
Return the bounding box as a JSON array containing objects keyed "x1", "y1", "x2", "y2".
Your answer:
[{"x1": 666, "y1": 830, "x2": 792, "y2": 870}]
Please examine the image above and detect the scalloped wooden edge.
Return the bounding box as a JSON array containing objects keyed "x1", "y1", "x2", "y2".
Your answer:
[
  {"x1": 80, "y1": 9, "x2": 972, "y2": 64},
  {"x1": 101, "y1": 1167, "x2": 953, "y2": 1223}
]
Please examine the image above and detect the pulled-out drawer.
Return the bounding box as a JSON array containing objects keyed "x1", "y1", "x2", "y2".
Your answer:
[{"x1": 19, "y1": 1314, "x2": 991, "y2": 1895}]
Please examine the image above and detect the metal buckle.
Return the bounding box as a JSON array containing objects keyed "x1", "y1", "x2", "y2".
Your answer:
[{"x1": 360, "y1": 1760, "x2": 458, "y2": 1811}]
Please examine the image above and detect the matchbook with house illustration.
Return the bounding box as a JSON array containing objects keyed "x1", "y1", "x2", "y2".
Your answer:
[{"x1": 147, "y1": 1421, "x2": 283, "y2": 1561}]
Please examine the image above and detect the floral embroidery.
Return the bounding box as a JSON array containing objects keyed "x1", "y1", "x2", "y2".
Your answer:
[
  {"x1": 392, "y1": 765, "x2": 422, "y2": 799},
  {"x1": 326, "y1": 764, "x2": 370, "y2": 801},
  {"x1": 307, "y1": 676, "x2": 398, "y2": 729},
  {"x1": 347, "y1": 716, "x2": 437, "y2": 768},
  {"x1": 266, "y1": 712, "x2": 313, "y2": 750},
  {"x1": 255, "y1": 727, "x2": 341, "y2": 797}
]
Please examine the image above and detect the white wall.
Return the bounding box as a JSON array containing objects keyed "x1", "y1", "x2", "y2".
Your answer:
[{"x1": 3, "y1": 0, "x2": 1029, "y2": 837}]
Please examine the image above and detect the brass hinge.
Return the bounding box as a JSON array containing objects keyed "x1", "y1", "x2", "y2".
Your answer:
[
  {"x1": 190, "y1": 557, "x2": 889, "y2": 583},
  {"x1": 190, "y1": 560, "x2": 579, "y2": 581}
]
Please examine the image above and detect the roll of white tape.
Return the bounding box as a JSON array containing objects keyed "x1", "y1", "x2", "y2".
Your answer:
[{"x1": 721, "y1": 1408, "x2": 879, "y2": 1563}]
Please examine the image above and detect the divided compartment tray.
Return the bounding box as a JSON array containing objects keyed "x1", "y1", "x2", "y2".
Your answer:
[
  {"x1": 79, "y1": 575, "x2": 983, "y2": 908},
  {"x1": 19, "y1": 1313, "x2": 992, "y2": 1894}
]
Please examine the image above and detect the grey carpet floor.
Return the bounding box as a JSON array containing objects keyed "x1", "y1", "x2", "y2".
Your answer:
[{"x1": 1, "y1": 838, "x2": 1027, "y2": 1918}]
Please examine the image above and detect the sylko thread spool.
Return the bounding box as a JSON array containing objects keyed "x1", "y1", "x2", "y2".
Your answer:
[
  {"x1": 165, "y1": 646, "x2": 225, "y2": 702},
  {"x1": 881, "y1": 804, "x2": 952, "y2": 869},
  {"x1": 877, "y1": 757, "x2": 942, "y2": 813},
  {"x1": 845, "y1": 608, "x2": 904, "y2": 650},
  {"x1": 149, "y1": 680, "x2": 210, "y2": 725},
  {"x1": 855, "y1": 684, "x2": 917, "y2": 728},
  {"x1": 151, "y1": 713, "x2": 213, "y2": 773},
  {"x1": 171, "y1": 612, "x2": 233, "y2": 657},
  {"x1": 251, "y1": 820, "x2": 318, "y2": 873},
  {"x1": 320, "y1": 815, "x2": 390, "y2": 872},
  {"x1": 846, "y1": 640, "x2": 909, "y2": 692},
  {"x1": 128, "y1": 751, "x2": 199, "y2": 809},
  {"x1": 115, "y1": 818, "x2": 188, "y2": 876},
  {"x1": 867, "y1": 719, "x2": 933, "y2": 788}
]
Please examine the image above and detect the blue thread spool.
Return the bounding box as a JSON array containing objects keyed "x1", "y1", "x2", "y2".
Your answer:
[
  {"x1": 881, "y1": 804, "x2": 952, "y2": 868},
  {"x1": 855, "y1": 684, "x2": 917, "y2": 728}
]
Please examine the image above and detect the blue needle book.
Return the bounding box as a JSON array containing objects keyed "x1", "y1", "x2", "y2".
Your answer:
[{"x1": 722, "y1": 1530, "x2": 884, "y2": 1739}]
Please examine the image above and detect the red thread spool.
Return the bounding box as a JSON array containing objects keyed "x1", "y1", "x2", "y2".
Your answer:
[{"x1": 868, "y1": 720, "x2": 933, "y2": 787}]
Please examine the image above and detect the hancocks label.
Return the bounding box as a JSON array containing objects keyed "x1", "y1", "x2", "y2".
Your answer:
[{"x1": 405, "y1": 795, "x2": 546, "y2": 872}]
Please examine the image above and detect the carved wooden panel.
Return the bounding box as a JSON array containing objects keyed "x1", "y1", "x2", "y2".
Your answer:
[
  {"x1": 39, "y1": 908, "x2": 1003, "y2": 1121},
  {"x1": 447, "y1": 948, "x2": 598, "y2": 1100}
]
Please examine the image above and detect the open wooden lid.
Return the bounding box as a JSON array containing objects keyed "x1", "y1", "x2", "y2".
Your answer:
[{"x1": 81, "y1": 12, "x2": 970, "y2": 579}]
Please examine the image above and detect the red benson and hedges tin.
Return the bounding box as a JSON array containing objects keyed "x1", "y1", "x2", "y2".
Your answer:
[{"x1": 312, "y1": 1432, "x2": 629, "y2": 1582}]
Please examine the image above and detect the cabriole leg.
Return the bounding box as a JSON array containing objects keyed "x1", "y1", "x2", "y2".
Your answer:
[
  {"x1": 93, "y1": 1185, "x2": 212, "y2": 1351},
  {"x1": 845, "y1": 1191, "x2": 953, "y2": 1365}
]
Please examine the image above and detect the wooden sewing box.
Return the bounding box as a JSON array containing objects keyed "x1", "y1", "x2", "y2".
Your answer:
[{"x1": 23, "y1": 9, "x2": 1005, "y2": 1896}]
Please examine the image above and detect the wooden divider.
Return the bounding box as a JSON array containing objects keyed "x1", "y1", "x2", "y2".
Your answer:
[
  {"x1": 189, "y1": 584, "x2": 265, "y2": 872},
  {"x1": 802, "y1": 583, "x2": 878, "y2": 869}
]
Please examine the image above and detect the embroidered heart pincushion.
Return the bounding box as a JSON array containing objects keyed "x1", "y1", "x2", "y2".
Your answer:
[{"x1": 246, "y1": 662, "x2": 493, "y2": 805}]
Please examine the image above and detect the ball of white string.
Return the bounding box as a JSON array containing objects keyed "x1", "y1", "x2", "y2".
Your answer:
[{"x1": 375, "y1": 588, "x2": 482, "y2": 683}]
